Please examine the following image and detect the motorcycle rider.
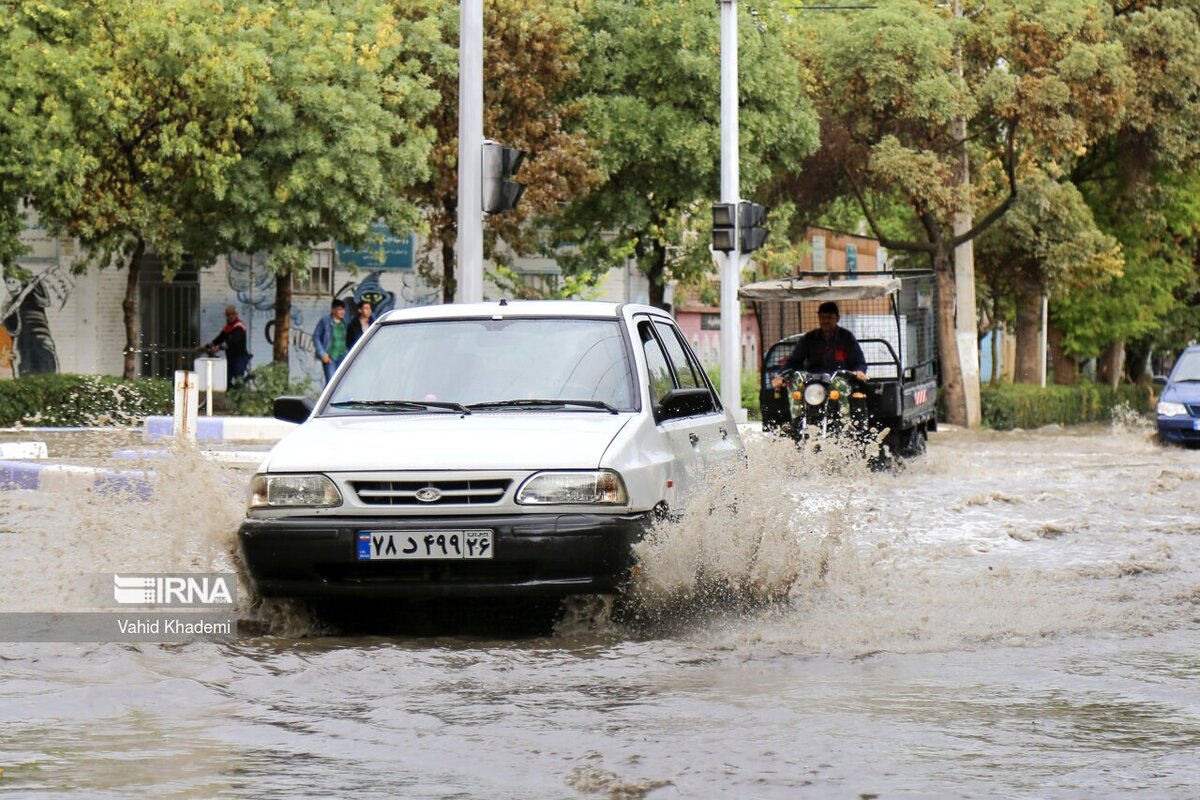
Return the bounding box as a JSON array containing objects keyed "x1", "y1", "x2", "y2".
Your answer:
[{"x1": 771, "y1": 301, "x2": 867, "y2": 388}]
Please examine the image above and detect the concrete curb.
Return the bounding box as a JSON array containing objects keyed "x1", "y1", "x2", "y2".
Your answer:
[
  {"x1": 0, "y1": 459, "x2": 154, "y2": 498},
  {"x1": 0, "y1": 442, "x2": 48, "y2": 459},
  {"x1": 142, "y1": 416, "x2": 296, "y2": 443}
]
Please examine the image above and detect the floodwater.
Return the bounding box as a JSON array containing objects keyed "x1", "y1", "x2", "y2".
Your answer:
[{"x1": 1, "y1": 419, "x2": 1198, "y2": 798}]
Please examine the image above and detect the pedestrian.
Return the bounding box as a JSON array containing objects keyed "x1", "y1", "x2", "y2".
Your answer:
[
  {"x1": 197, "y1": 304, "x2": 252, "y2": 385},
  {"x1": 312, "y1": 298, "x2": 348, "y2": 385},
  {"x1": 346, "y1": 299, "x2": 376, "y2": 350}
]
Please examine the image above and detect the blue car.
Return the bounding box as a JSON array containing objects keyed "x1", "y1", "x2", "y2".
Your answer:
[{"x1": 1156, "y1": 345, "x2": 1200, "y2": 446}]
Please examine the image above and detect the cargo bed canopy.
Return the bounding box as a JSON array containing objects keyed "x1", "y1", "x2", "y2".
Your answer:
[{"x1": 737, "y1": 274, "x2": 901, "y2": 303}]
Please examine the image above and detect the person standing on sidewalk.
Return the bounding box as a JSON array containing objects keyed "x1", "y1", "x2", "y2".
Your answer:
[
  {"x1": 346, "y1": 299, "x2": 376, "y2": 350},
  {"x1": 198, "y1": 305, "x2": 252, "y2": 385},
  {"x1": 312, "y1": 298, "x2": 348, "y2": 385}
]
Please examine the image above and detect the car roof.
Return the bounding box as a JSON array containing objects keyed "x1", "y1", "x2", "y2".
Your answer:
[{"x1": 376, "y1": 300, "x2": 669, "y2": 323}]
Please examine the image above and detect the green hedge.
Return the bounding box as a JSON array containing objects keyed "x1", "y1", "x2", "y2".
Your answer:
[
  {"x1": 224, "y1": 362, "x2": 314, "y2": 417},
  {"x1": 0, "y1": 373, "x2": 173, "y2": 427},
  {"x1": 705, "y1": 366, "x2": 762, "y2": 420},
  {"x1": 980, "y1": 382, "x2": 1154, "y2": 431}
]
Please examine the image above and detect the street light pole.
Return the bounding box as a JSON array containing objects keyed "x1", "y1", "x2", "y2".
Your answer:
[
  {"x1": 718, "y1": 0, "x2": 744, "y2": 420},
  {"x1": 457, "y1": 0, "x2": 484, "y2": 303}
]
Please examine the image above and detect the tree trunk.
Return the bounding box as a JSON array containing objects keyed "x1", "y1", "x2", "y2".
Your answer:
[
  {"x1": 1125, "y1": 338, "x2": 1152, "y2": 384},
  {"x1": 1013, "y1": 288, "x2": 1041, "y2": 384},
  {"x1": 122, "y1": 238, "x2": 146, "y2": 380},
  {"x1": 646, "y1": 239, "x2": 669, "y2": 311},
  {"x1": 440, "y1": 198, "x2": 457, "y2": 304},
  {"x1": 1097, "y1": 341, "x2": 1124, "y2": 389},
  {"x1": 273, "y1": 271, "x2": 291, "y2": 364},
  {"x1": 934, "y1": 244, "x2": 967, "y2": 426},
  {"x1": 1048, "y1": 316, "x2": 1077, "y2": 386}
]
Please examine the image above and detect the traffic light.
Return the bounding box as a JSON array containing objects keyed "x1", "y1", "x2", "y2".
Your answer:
[
  {"x1": 482, "y1": 141, "x2": 526, "y2": 214},
  {"x1": 739, "y1": 201, "x2": 768, "y2": 253},
  {"x1": 712, "y1": 203, "x2": 738, "y2": 252}
]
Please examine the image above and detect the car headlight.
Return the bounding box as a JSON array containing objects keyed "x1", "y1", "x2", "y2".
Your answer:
[
  {"x1": 249, "y1": 474, "x2": 342, "y2": 509},
  {"x1": 803, "y1": 383, "x2": 827, "y2": 406},
  {"x1": 516, "y1": 470, "x2": 628, "y2": 505},
  {"x1": 1156, "y1": 401, "x2": 1188, "y2": 417}
]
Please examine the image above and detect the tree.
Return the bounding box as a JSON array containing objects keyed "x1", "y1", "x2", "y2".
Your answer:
[
  {"x1": 403, "y1": 0, "x2": 602, "y2": 303},
  {"x1": 975, "y1": 169, "x2": 1121, "y2": 383},
  {"x1": 555, "y1": 0, "x2": 819, "y2": 309},
  {"x1": 789, "y1": 0, "x2": 1134, "y2": 425},
  {"x1": 16, "y1": 0, "x2": 269, "y2": 379},
  {"x1": 1062, "y1": 2, "x2": 1200, "y2": 385},
  {"x1": 0, "y1": 3, "x2": 88, "y2": 270},
  {"x1": 211, "y1": 0, "x2": 440, "y2": 363}
]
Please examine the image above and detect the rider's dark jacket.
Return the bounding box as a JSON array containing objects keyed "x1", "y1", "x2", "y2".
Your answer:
[{"x1": 783, "y1": 326, "x2": 867, "y2": 374}]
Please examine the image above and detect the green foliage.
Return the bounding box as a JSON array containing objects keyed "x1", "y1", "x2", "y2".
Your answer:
[
  {"x1": 556, "y1": 0, "x2": 819, "y2": 304},
  {"x1": 16, "y1": 0, "x2": 273, "y2": 276},
  {"x1": 1061, "y1": 166, "x2": 1200, "y2": 357},
  {"x1": 980, "y1": 382, "x2": 1153, "y2": 431},
  {"x1": 0, "y1": 374, "x2": 171, "y2": 427},
  {"x1": 224, "y1": 362, "x2": 313, "y2": 418},
  {"x1": 488, "y1": 265, "x2": 603, "y2": 300},
  {"x1": 705, "y1": 366, "x2": 762, "y2": 421},
  {"x1": 215, "y1": 0, "x2": 440, "y2": 276}
]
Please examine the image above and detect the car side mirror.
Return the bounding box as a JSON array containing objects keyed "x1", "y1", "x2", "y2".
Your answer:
[
  {"x1": 273, "y1": 396, "x2": 314, "y2": 424},
  {"x1": 1153, "y1": 374, "x2": 1168, "y2": 388},
  {"x1": 657, "y1": 387, "x2": 715, "y2": 420}
]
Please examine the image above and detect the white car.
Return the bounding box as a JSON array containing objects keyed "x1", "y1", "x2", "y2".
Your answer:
[{"x1": 238, "y1": 300, "x2": 744, "y2": 599}]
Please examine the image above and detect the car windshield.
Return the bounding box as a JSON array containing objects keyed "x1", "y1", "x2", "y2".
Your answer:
[
  {"x1": 326, "y1": 317, "x2": 637, "y2": 412},
  {"x1": 1172, "y1": 351, "x2": 1200, "y2": 382}
]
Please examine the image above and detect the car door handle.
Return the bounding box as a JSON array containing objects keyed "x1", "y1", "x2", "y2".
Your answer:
[
  {"x1": 719, "y1": 427, "x2": 728, "y2": 439},
  {"x1": 689, "y1": 432, "x2": 700, "y2": 447}
]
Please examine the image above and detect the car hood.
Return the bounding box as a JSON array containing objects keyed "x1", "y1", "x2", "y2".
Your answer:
[
  {"x1": 261, "y1": 412, "x2": 634, "y2": 472},
  {"x1": 1161, "y1": 380, "x2": 1200, "y2": 404}
]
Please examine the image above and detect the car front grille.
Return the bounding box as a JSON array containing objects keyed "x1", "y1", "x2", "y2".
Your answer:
[
  {"x1": 1186, "y1": 404, "x2": 1200, "y2": 417},
  {"x1": 349, "y1": 478, "x2": 513, "y2": 507}
]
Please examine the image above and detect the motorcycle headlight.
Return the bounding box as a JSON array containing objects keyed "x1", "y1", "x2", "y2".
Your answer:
[
  {"x1": 516, "y1": 470, "x2": 628, "y2": 505},
  {"x1": 249, "y1": 474, "x2": 342, "y2": 509},
  {"x1": 803, "y1": 383, "x2": 827, "y2": 406},
  {"x1": 1156, "y1": 401, "x2": 1187, "y2": 417}
]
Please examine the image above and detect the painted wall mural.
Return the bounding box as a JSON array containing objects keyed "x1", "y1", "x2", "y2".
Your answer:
[
  {"x1": 226, "y1": 251, "x2": 276, "y2": 311},
  {"x1": 2, "y1": 265, "x2": 71, "y2": 377},
  {"x1": 206, "y1": 253, "x2": 441, "y2": 388}
]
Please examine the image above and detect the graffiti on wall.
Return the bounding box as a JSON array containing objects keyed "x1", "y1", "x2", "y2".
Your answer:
[
  {"x1": 1, "y1": 265, "x2": 71, "y2": 377},
  {"x1": 215, "y1": 254, "x2": 440, "y2": 385},
  {"x1": 227, "y1": 251, "x2": 276, "y2": 311}
]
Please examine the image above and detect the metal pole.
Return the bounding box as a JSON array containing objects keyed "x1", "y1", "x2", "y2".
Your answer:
[
  {"x1": 205, "y1": 358, "x2": 213, "y2": 417},
  {"x1": 457, "y1": 0, "x2": 484, "y2": 303},
  {"x1": 719, "y1": 0, "x2": 744, "y2": 420}
]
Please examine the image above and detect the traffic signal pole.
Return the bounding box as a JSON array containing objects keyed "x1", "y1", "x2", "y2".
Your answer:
[
  {"x1": 718, "y1": 0, "x2": 744, "y2": 420},
  {"x1": 458, "y1": 0, "x2": 484, "y2": 303}
]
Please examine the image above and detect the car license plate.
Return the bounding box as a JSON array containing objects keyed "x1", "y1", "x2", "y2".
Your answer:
[
  {"x1": 1193, "y1": 419, "x2": 1200, "y2": 431},
  {"x1": 356, "y1": 530, "x2": 493, "y2": 561}
]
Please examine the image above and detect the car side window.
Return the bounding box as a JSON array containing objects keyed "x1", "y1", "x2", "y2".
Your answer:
[
  {"x1": 640, "y1": 322, "x2": 675, "y2": 404},
  {"x1": 653, "y1": 321, "x2": 701, "y2": 389}
]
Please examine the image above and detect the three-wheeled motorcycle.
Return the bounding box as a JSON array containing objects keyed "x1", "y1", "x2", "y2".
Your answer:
[{"x1": 739, "y1": 269, "x2": 939, "y2": 460}]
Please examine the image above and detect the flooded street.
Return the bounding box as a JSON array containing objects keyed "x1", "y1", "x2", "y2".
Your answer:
[{"x1": 1, "y1": 421, "x2": 1198, "y2": 798}]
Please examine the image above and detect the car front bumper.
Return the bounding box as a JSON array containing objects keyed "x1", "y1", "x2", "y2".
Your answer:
[
  {"x1": 238, "y1": 512, "x2": 653, "y2": 599},
  {"x1": 1156, "y1": 415, "x2": 1200, "y2": 444}
]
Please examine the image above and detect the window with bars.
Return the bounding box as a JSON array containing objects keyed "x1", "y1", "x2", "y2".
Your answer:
[{"x1": 291, "y1": 249, "x2": 335, "y2": 295}]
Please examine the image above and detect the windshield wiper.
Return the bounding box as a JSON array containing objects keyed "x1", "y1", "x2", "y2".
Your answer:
[
  {"x1": 466, "y1": 398, "x2": 619, "y2": 414},
  {"x1": 329, "y1": 399, "x2": 471, "y2": 415}
]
